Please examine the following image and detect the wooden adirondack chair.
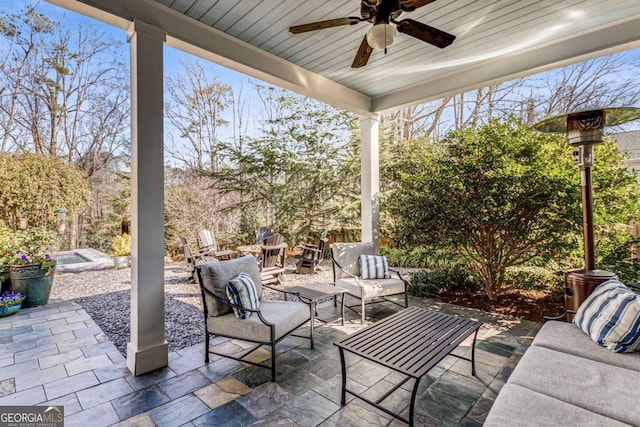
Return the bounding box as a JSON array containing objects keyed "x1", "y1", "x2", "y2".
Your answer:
[
  {"x1": 198, "y1": 229, "x2": 233, "y2": 260},
  {"x1": 259, "y1": 233, "x2": 287, "y2": 285},
  {"x1": 295, "y1": 230, "x2": 329, "y2": 274}
]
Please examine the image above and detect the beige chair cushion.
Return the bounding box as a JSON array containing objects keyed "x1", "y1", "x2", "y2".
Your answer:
[
  {"x1": 331, "y1": 242, "x2": 375, "y2": 279},
  {"x1": 335, "y1": 277, "x2": 406, "y2": 299},
  {"x1": 207, "y1": 300, "x2": 310, "y2": 343},
  {"x1": 199, "y1": 256, "x2": 262, "y2": 317}
]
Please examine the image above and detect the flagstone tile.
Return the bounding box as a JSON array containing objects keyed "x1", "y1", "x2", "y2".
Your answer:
[
  {"x1": 194, "y1": 376, "x2": 251, "y2": 409},
  {"x1": 157, "y1": 369, "x2": 211, "y2": 400},
  {"x1": 43, "y1": 371, "x2": 99, "y2": 400},
  {"x1": 65, "y1": 402, "x2": 119, "y2": 427},
  {"x1": 39, "y1": 349, "x2": 84, "y2": 369},
  {"x1": 279, "y1": 390, "x2": 340, "y2": 426},
  {"x1": 65, "y1": 354, "x2": 113, "y2": 376},
  {"x1": 110, "y1": 412, "x2": 155, "y2": 427},
  {"x1": 0, "y1": 385, "x2": 45, "y2": 405},
  {"x1": 148, "y1": 394, "x2": 209, "y2": 427},
  {"x1": 193, "y1": 400, "x2": 256, "y2": 427},
  {"x1": 111, "y1": 385, "x2": 171, "y2": 420},
  {"x1": 16, "y1": 364, "x2": 69, "y2": 392},
  {"x1": 76, "y1": 378, "x2": 134, "y2": 409},
  {"x1": 236, "y1": 382, "x2": 295, "y2": 418},
  {"x1": 198, "y1": 358, "x2": 243, "y2": 382},
  {"x1": 125, "y1": 367, "x2": 177, "y2": 391}
]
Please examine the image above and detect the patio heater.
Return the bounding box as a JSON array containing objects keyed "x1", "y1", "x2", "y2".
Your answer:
[{"x1": 534, "y1": 107, "x2": 640, "y2": 319}]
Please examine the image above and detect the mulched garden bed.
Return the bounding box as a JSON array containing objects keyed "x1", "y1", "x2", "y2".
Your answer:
[{"x1": 437, "y1": 287, "x2": 565, "y2": 323}]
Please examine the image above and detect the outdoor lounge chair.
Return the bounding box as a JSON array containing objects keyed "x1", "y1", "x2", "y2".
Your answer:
[
  {"x1": 260, "y1": 233, "x2": 287, "y2": 285},
  {"x1": 198, "y1": 229, "x2": 233, "y2": 260},
  {"x1": 331, "y1": 242, "x2": 409, "y2": 324},
  {"x1": 295, "y1": 230, "x2": 329, "y2": 274},
  {"x1": 195, "y1": 255, "x2": 313, "y2": 381}
]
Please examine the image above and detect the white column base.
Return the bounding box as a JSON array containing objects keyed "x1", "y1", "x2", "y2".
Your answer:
[{"x1": 127, "y1": 341, "x2": 169, "y2": 375}]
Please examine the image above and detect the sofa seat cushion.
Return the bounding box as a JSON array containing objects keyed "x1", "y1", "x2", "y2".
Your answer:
[
  {"x1": 533, "y1": 321, "x2": 640, "y2": 372},
  {"x1": 484, "y1": 383, "x2": 628, "y2": 427},
  {"x1": 335, "y1": 277, "x2": 405, "y2": 299},
  {"x1": 207, "y1": 300, "x2": 310, "y2": 343},
  {"x1": 199, "y1": 256, "x2": 262, "y2": 317},
  {"x1": 507, "y1": 345, "x2": 640, "y2": 426}
]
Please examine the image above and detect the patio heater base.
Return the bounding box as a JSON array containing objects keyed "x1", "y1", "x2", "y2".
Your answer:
[{"x1": 564, "y1": 269, "x2": 617, "y2": 321}]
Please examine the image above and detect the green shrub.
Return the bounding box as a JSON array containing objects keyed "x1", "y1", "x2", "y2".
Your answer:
[
  {"x1": 109, "y1": 233, "x2": 131, "y2": 257},
  {"x1": 504, "y1": 266, "x2": 564, "y2": 291},
  {"x1": 409, "y1": 267, "x2": 478, "y2": 297},
  {"x1": 600, "y1": 237, "x2": 640, "y2": 286},
  {"x1": 380, "y1": 246, "x2": 465, "y2": 269}
]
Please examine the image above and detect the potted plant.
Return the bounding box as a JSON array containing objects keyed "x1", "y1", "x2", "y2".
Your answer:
[
  {"x1": 9, "y1": 252, "x2": 57, "y2": 308},
  {"x1": 110, "y1": 233, "x2": 131, "y2": 268},
  {"x1": 0, "y1": 291, "x2": 25, "y2": 317}
]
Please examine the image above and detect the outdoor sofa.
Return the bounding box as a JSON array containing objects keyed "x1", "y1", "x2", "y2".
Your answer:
[{"x1": 486, "y1": 280, "x2": 640, "y2": 426}]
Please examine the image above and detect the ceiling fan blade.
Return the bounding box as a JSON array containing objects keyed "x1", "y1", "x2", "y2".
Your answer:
[
  {"x1": 351, "y1": 35, "x2": 373, "y2": 68},
  {"x1": 289, "y1": 17, "x2": 361, "y2": 34},
  {"x1": 399, "y1": 0, "x2": 438, "y2": 12},
  {"x1": 396, "y1": 18, "x2": 455, "y2": 48}
]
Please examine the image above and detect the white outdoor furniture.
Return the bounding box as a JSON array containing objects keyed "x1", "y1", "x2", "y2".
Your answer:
[{"x1": 330, "y1": 242, "x2": 409, "y2": 324}]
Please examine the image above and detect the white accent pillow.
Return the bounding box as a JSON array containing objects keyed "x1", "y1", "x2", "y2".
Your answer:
[
  {"x1": 573, "y1": 279, "x2": 640, "y2": 353},
  {"x1": 359, "y1": 255, "x2": 390, "y2": 280},
  {"x1": 226, "y1": 273, "x2": 260, "y2": 319}
]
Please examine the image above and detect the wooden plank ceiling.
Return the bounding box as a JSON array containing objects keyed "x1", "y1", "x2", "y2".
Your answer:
[
  {"x1": 153, "y1": 0, "x2": 640, "y2": 98},
  {"x1": 47, "y1": 0, "x2": 640, "y2": 113}
]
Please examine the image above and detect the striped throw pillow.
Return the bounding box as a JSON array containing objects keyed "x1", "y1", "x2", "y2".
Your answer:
[
  {"x1": 359, "y1": 255, "x2": 390, "y2": 280},
  {"x1": 573, "y1": 279, "x2": 640, "y2": 353},
  {"x1": 226, "y1": 273, "x2": 260, "y2": 319}
]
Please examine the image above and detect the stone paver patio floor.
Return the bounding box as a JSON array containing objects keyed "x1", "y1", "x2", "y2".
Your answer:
[{"x1": 0, "y1": 294, "x2": 540, "y2": 426}]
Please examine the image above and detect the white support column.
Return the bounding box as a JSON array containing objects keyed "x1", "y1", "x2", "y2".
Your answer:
[
  {"x1": 360, "y1": 114, "x2": 380, "y2": 249},
  {"x1": 126, "y1": 20, "x2": 168, "y2": 376}
]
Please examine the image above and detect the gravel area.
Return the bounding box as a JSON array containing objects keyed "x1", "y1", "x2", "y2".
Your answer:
[{"x1": 51, "y1": 258, "x2": 335, "y2": 356}]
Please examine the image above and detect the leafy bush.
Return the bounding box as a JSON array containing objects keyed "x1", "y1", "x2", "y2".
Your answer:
[
  {"x1": 600, "y1": 237, "x2": 640, "y2": 286},
  {"x1": 504, "y1": 266, "x2": 564, "y2": 291},
  {"x1": 379, "y1": 246, "x2": 465, "y2": 269},
  {"x1": 109, "y1": 234, "x2": 131, "y2": 257},
  {"x1": 409, "y1": 267, "x2": 478, "y2": 297}
]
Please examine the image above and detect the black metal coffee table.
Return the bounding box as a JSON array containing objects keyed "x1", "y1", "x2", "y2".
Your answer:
[
  {"x1": 334, "y1": 306, "x2": 482, "y2": 426},
  {"x1": 286, "y1": 283, "x2": 348, "y2": 347}
]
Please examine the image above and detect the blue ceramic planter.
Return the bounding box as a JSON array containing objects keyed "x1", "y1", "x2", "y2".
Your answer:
[
  {"x1": 0, "y1": 303, "x2": 21, "y2": 317},
  {"x1": 9, "y1": 262, "x2": 56, "y2": 308}
]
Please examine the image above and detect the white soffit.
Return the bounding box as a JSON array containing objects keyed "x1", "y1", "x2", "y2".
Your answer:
[{"x1": 47, "y1": 0, "x2": 640, "y2": 115}]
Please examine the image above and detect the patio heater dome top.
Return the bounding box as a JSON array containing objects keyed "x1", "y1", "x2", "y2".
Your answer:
[{"x1": 533, "y1": 106, "x2": 640, "y2": 133}]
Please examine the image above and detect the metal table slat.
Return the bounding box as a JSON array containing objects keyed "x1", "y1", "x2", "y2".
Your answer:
[
  {"x1": 387, "y1": 315, "x2": 467, "y2": 370},
  {"x1": 369, "y1": 314, "x2": 460, "y2": 365},
  {"x1": 354, "y1": 310, "x2": 446, "y2": 357},
  {"x1": 390, "y1": 315, "x2": 477, "y2": 366},
  {"x1": 401, "y1": 320, "x2": 480, "y2": 376},
  {"x1": 341, "y1": 307, "x2": 435, "y2": 348}
]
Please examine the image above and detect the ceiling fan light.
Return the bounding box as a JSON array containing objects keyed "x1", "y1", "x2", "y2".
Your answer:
[{"x1": 366, "y1": 23, "x2": 396, "y2": 50}]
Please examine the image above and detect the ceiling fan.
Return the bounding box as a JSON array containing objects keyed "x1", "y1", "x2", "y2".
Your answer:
[{"x1": 289, "y1": 0, "x2": 456, "y2": 68}]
